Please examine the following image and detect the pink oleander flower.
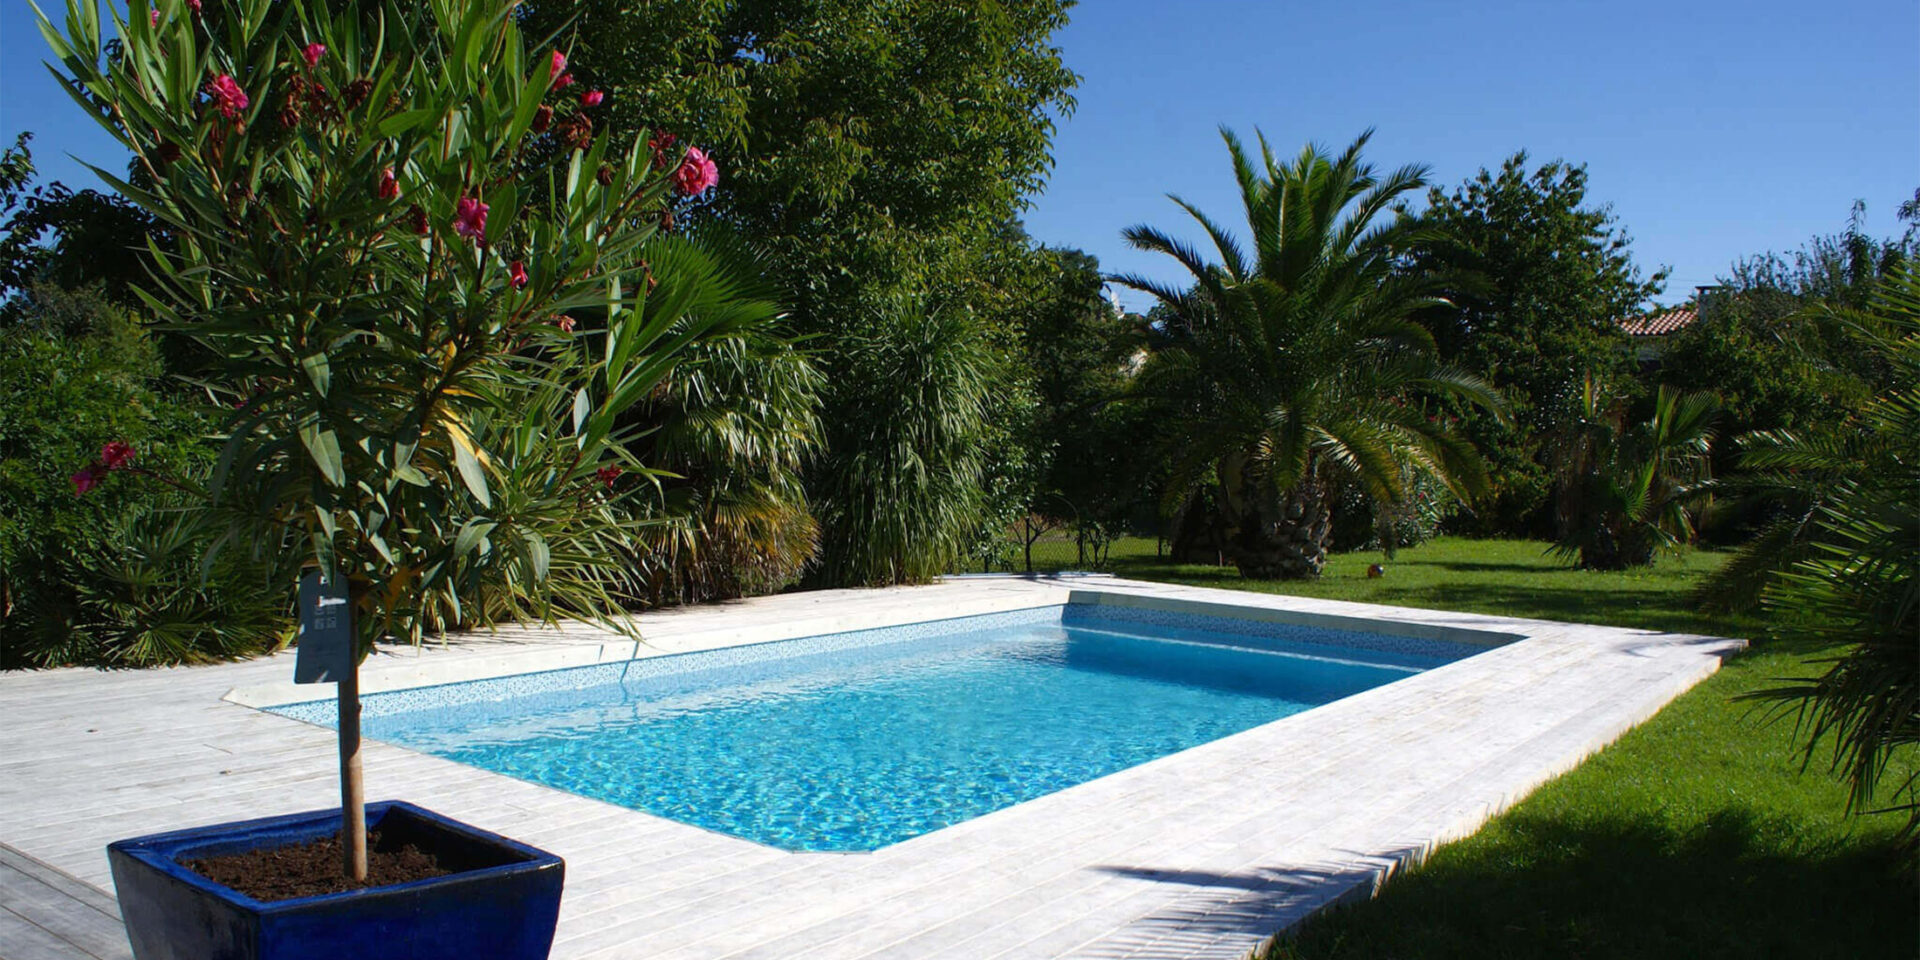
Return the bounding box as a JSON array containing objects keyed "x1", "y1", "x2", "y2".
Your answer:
[
  {"x1": 207, "y1": 74, "x2": 249, "y2": 120},
  {"x1": 554, "y1": 73, "x2": 575, "y2": 90},
  {"x1": 188, "y1": 0, "x2": 201, "y2": 11},
  {"x1": 100, "y1": 442, "x2": 135, "y2": 471},
  {"x1": 71, "y1": 467, "x2": 101, "y2": 495},
  {"x1": 596, "y1": 465, "x2": 622, "y2": 487},
  {"x1": 452, "y1": 196, "x2": 488, "y2": 242},
  {"x1": 510, "y1": 260, "x2": 529, "y2": 290},
  {"x1": 555, "y1": 315, "x2": 577, "y2": 333},
  {"x1": 580, "y1": 89, "x2": 604, "y2": 108},
  {"x1": 673, "y1": 146, "x2": 718, "y2": 196},
  {"x1": 149, "y1": 8, "x2": 160, "y2": 26},
  {"x1": 549, "y1": 50, "x2": 568, "y2": 79},
  {"x1": 303, "y1": 43, "x2": 326, "y2": 68},
  {"x1": 376, "y1": 167, "x2": 399, "y2": 200}
]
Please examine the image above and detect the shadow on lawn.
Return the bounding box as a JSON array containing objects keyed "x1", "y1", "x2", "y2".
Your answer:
[
  {"x1": 1108, "y1": 559, "x2": 1761, "y2": 639},
  {"x1": 1255, "y1": 807, "x2": 1917, "y2": 960},
  {"x1": 1360, "y1": 581, "x2": 1744, "y2": 634},
  {"x1": 1413, "y1": 559, "x2": 1564, "y2": 575}
]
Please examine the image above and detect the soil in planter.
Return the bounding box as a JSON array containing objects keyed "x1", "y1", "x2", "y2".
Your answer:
[{"x1": 183, "y1": 830, "x2": 450, "y2": 902}]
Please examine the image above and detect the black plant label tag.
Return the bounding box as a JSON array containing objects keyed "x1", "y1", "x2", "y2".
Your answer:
[{"x1": 293, "y1": 569, "x2": 354, "y2": 684}]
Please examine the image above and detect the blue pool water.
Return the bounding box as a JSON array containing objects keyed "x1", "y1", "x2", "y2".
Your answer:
[{"x1": 271, "y1": 605, "x2": 1481, "y2": 851}]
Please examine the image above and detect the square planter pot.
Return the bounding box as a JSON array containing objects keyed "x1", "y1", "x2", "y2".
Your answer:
[{"x1": 107, "y1": 800, "x2": 564, "y2": 960}]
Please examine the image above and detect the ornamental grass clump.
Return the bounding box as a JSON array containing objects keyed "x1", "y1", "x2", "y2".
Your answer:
[{"x1": 36, "y1": 0, "x2": 762, "y2": 878}]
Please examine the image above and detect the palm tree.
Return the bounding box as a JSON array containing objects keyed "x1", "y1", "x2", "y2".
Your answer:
[
  {"x1": 1548, "y1": 378, "x2": 1719, "y2": 570},
  {"x1": 1713, "y1": 266, "x2": 1918, "y2": 842},
  {"x1": 1114, "y1": 129, "x2": 1501, "y2": 579}
]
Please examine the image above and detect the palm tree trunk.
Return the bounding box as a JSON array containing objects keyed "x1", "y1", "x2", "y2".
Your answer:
[{"x1": 1227, "y1": 479, "x2": 1332, "y2": 579}]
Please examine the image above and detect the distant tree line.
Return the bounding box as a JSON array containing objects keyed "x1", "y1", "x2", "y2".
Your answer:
[{"x1": 1, "y1": 0, "x2": 1913, "y2": 668}]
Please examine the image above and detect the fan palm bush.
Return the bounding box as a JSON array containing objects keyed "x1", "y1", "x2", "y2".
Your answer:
[
  {"x1": 1115, "y1": 129, "x2": 1501, "y2": 579},
  {"x1": 1548, "y1": 378, "x2": 1719, "y2": 570},
  {"x1": 629, "y1": 238, "x2": 822, "y2": 604},
  {"x1": 38, "y1": 0, "x2": 739, "y2": 876},
  {"x1": 15, "y1": 508, "x2": 294, "y2": 667}
]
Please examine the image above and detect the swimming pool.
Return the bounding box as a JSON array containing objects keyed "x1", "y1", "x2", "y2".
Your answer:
[{"x1": 270, "y1": 603, "x2": 1486, "y2": 851}]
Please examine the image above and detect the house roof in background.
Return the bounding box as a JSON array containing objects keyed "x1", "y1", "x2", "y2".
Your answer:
[{"x1": 1618, "y1": 307, "x2": 1698, "y2": 337}]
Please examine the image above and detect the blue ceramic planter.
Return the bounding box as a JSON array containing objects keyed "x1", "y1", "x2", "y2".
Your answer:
[{"x1": 107, "y1": 801, "x2": 563, "y2": 960}]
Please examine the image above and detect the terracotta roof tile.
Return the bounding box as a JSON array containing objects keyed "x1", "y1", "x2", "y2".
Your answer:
[{"x1": 1618, "y1": 307, "x2": 1697, "y2": 337}]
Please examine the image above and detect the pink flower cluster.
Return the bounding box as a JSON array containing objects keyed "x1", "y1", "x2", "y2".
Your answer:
[
  {"x1": 207, "y1": 74, "x2": 249, "y2": 120},
  {"x1": 673, "y1": 146, "x2": 718, "y2": 196},
  {"x1": 453, "y1": 196, "x2": 488, "y2": 242},
  {"x1": 71, "y1": 442, "x2": 136, "y2": 496}
]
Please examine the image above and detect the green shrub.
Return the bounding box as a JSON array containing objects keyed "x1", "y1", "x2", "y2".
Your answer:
[
  {"x1": 810, "y1": 297, "x2": 996, "y2": 585},
  {"x1": 0, "y1": 286, "x2": 288, "y2": 667},
  {"x1": 1547, "y1": 379, "x2": 1719, "y2": 570},
  {"x1": 629, "y1": 250, "x2": 824, "y2": 605},
  {"x1": 1330, "y1": 466, "x2": 1458, "y2": 557}
]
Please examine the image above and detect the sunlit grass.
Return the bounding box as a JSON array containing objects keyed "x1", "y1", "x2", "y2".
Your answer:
[{"x1": 1090, "y1": 536, "x2": 1917, "y2": 958}]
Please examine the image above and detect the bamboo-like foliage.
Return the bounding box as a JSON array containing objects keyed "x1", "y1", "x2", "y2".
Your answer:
[
  {"x1": 1737, "y1": 267, "x2": 1920, "y2": 842},
  {"x1": 810, "y1": 297, "x2": 994, "y2": 586},
  {"x1": 1548, "y1": 380, "x2": 1719, "y2": 570},
  {"x1": 33, "y1": 0, "x2": 743, "y2": 648},
  {"x1": 1114, "y1": 128, "x2": 1502, "y2": 578}
]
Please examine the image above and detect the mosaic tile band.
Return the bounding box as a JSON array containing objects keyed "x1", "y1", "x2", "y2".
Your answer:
[{"x1": 270, "y1": 599, "x2": 1499, "y2": 726}]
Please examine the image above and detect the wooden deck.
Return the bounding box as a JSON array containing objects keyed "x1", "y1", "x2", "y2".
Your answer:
[
  {"x1": 0, "y1": 578, "x2": 1741, "y2": 959},
  {"x1": 1, "y1": 842, "x2": 129, "y2": 960}
]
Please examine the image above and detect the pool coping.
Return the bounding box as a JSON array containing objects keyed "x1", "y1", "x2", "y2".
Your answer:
[
  {"x1": 223, "y1": 585, "x2": 1526, "y2": 710},
  {"x1": 0, "y1": 576, "x2": 1745, "y2": 960}
]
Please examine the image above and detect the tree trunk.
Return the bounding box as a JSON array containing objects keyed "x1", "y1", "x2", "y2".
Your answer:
[
  {"x1": 1226, "y1": 479, "x2": 1332, "y2": 580},
  {"x1": 337, "y1": 656, "x2": 368, "y2": 881},
  {"x1": 1578, "y1": 524, "x2": 1656, "y2": 571}
]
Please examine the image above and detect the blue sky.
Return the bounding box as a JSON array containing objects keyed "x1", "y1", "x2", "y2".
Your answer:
[
  {"x1": 1025, "y1": 0, "x2": 1919, "y2": 309},
  {"x1": 5, "y1": 1, "x2": 1916, "y2": 310}
]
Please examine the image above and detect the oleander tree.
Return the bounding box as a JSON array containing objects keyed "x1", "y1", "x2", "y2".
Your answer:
[{"x1": 36, "y1": 0, "x2": 750, "y2": 878}]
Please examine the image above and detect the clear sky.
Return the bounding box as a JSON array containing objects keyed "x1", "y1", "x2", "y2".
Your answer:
[
  {"x1": 1023, "y1": 0, "x2": 1919, "y2": 309},
  {"x1": 4, "y1": 1, "x2": 1916, "y2": 310}
]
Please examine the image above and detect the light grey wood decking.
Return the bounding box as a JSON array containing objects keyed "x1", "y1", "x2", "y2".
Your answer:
[
  {"x1": 1, "y1": 842, "x2": 129, "y2": 960},
  {"x1": 0, "y1": 578, "x2": 1740, "y2": 959}
]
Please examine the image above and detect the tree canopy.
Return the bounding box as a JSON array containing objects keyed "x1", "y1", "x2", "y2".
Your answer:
[
  {"x1": 519, "y1": 0, "x2": 1081, "y2": 584},
  {"x1": 1408, "y1": 153, "x2": 1666, "y2": 537}
]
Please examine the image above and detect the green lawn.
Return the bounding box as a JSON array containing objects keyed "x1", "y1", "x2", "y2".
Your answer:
[{"x1": 1097, "y1": 537, "x2": 1917, "y2": 959}]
